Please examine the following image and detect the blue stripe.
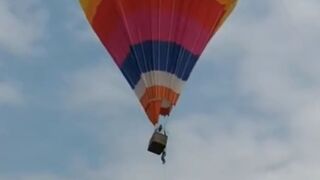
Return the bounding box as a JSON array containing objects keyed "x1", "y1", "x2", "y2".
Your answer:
[{"x1": 119, "y1": 41, "x2": 199, "y2": 88}]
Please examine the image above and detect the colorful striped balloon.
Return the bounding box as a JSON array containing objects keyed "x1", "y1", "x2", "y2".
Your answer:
[{"x1": 79, "y1": 0, "x2": 237, "y2": 125}]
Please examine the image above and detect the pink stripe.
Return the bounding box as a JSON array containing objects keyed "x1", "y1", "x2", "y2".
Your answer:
[{"x1": 102, "y1": 10, "x2": 218, "y2": 66}]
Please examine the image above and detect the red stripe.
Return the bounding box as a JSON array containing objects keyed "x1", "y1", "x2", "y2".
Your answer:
[
  {"x1": 92, "y1": 0, "x2": 225, "y2": 34},
  {"x1": 92, "y1": 1, "x2": 225, "y2": 66},
  {"x1": 103, "y1": 10, "x2": 224, "y2": 66}
]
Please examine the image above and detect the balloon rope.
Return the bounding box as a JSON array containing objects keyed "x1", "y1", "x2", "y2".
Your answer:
[
  {"x1": 150, "y1": 0, "x2": 156, "y2": 98},
  {"x1": 164, "y1": 0, "x2": 176, "y2": 84},
  {"x1": 115, "y1": 1, "x2": 149, "y2": 92},
  {"x1": 168, "y1": 1, "x2": 191, "y2": 104},
  {"x1": 180, "y1": 3, "x2": 225, "y2": 83},
  {"x1": 137, "y1": 1, "x2": 152, "y2": 92},
  {"x1": 165, "y1": 0, "x2": 177, "y2": 115}
]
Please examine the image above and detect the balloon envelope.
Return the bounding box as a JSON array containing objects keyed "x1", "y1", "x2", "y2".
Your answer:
[{"x1": 79, "y1": 0, "x2": 237, "y2": 125}]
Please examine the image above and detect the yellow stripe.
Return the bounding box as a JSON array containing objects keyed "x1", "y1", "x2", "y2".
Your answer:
[
  {"x1": 79, "y1": 0, "x2": 90, "y2": 10},
  {"x1": 79, "y1": 0, "x2": 103, "y2": 23},
  {"x1": 217, "y1": 0, "x2": 236, "y2": 5},
  {"x1": 215, "y1": 0, "x2": 238, "y2": 30}
]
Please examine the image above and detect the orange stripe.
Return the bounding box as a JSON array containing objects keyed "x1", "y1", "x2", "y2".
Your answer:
[
  {"x1": 146, "y1": 100, "x2": 162, "y2": 125},
  {"x1": 140, "y1": 86, "x2": 179, "y2": 108}
]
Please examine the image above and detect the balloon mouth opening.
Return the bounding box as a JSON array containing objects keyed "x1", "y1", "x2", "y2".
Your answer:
[
  {"x1": 145, "y1": 99, "x2": 174, "y2": 125},
  {"x1": 139, "y1": 86, "x2": 180, "y2": 125}
]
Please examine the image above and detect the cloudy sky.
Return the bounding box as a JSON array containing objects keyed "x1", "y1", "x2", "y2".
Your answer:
[{"x1": 1, "y1": 0, "x2": 320, "y2": 179}]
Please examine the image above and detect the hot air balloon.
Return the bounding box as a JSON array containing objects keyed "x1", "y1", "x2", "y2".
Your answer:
[{"x1": 79, "y1": 0, "x2": 237, "y2": 161}]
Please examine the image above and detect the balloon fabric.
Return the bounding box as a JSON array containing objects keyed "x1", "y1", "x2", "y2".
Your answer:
[{"x1": 79, "y1": 0, "x2": 237, "y2": 125}]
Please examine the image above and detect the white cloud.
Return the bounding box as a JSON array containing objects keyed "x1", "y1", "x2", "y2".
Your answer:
[
  {"x1": 64, "y1": 2, "x2": 98, "y2": 43},
  {"x1": 3, "y1": 0, "x2": 320, "y2": 179},
  {"x1": 64, "y1": 62, "x2": 137, "y2": 115},
  {"x1": 0, "y1": 174, "x2": 67, "y2": 180},
  {"x1": 202, "y1": 0, "x2": 320, "y2": 114},
  {"x1": 69, "y1": 112, "x2": 319, "y2": 180},
  {"x1": 61, "y1": 1, "x2": 320, "y2": 179},
  {"x1": 0, "y1": 0, "x2": 48, "y2": 56},
  {"x1": 88, "y1": 0, "x2": 320, "y2": 179},
  {"x1": 47, "y1": 113, "x2": 294, "y2": 180},
  {"x1": 200, "y1": 1, "x2": 320, "y2": 179},
  {"x1": 0, "y1": 81, "x2": 23, "y2": 105}
]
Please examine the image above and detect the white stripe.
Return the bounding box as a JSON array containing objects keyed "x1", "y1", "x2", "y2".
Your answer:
[{"x1": 134, "y1": 71, "x2": 185, "y2": 99}]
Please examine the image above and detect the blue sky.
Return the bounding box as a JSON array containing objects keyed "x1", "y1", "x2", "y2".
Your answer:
[{"x1": 1, "y1": 0, "x2": 320, "y2": 179}]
